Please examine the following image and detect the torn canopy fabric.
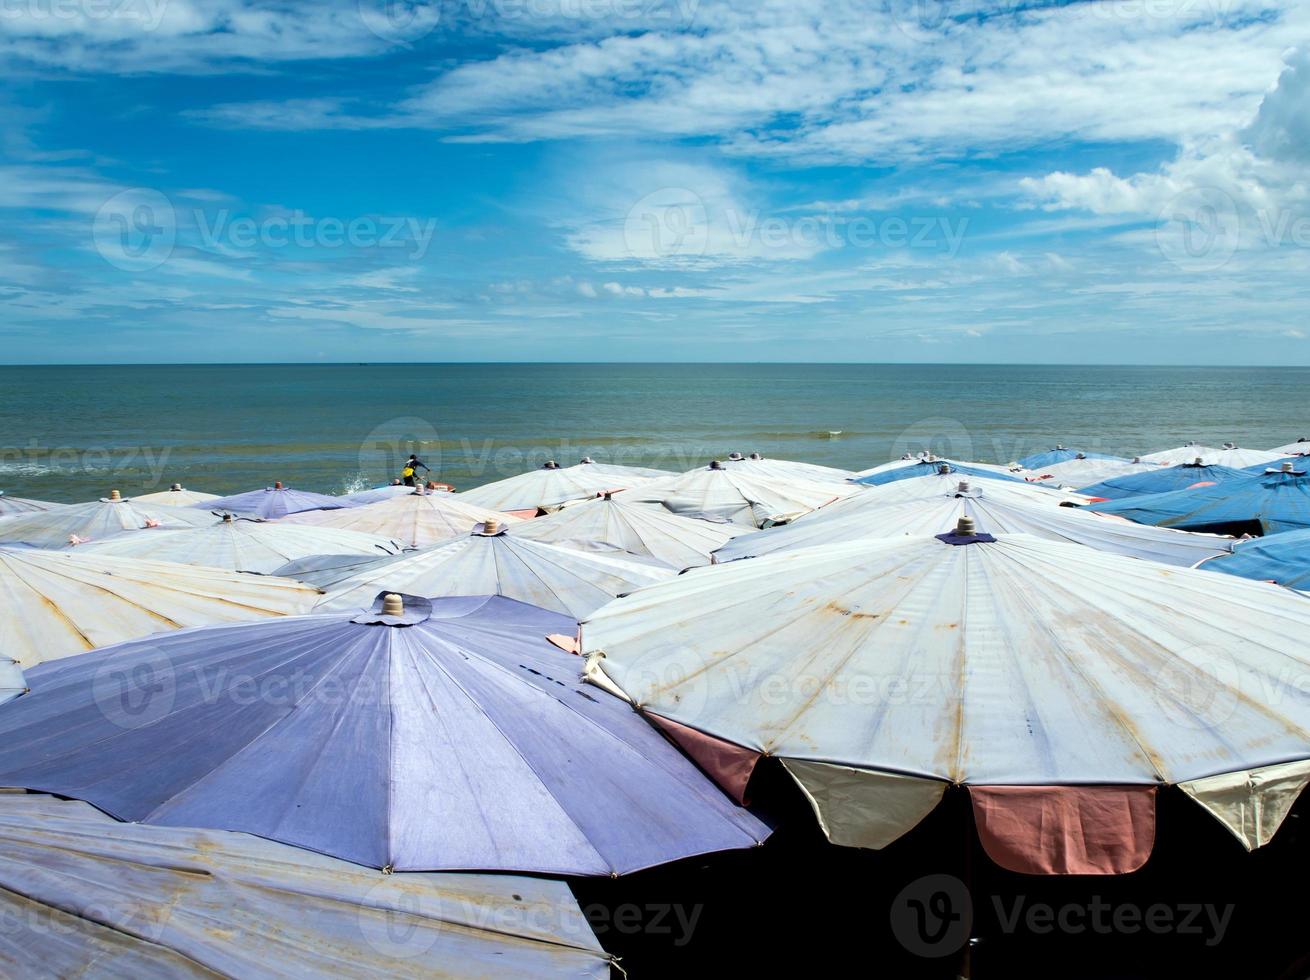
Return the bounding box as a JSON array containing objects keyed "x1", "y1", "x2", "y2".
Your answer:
[
  {"x1": 0, "y1": 594, "x2": 768, "y2": 876},
  {"x1": 583, "y1": 531, "x2": 1310, "y2": 868},
  {"x1": 0, "y1": 794, "x2": 612, "y2": 979}
]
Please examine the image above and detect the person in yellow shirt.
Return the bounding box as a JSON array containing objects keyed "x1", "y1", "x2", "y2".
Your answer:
[{"x1": 401, "y1": 454, "x2": 430, "y2": 487}]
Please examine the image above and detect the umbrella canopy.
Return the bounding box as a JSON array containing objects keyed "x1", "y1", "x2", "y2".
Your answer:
[
  {"x1": 1198, "y1": 528, "x2": 1310, "y2": 592},
  {"x1": 713, "y1": 480, "x2": 1234, "y2": 567},
  {"x1": 274, "y1": 551, "x2": 400, "y2": 590},
  {"x1": 457, "y1": 459, "x2": 670, "y2": 513},
  {"x1": 0, "y1": 547, "x2": 319, "y2": 670},
  {"x1": 1244, "y1": 455, "x2": 1309, "y2": 474},
  {"x1": 129, "y1": 483, "x2": 220, "y2": 506},
  {"x1": 316, "y1": 522, "x2": 673, "y2": 618},
  {"x1": 1078, "y1": 460, "x2": 1251, "y2": 499},
  {"x1": 282, "y1": 489, "x2": 519, "y2": 549},
  {"x1": 1271, "y1": 438, "x2": 1310, "y2": 456},
  {"x1": 76, "y1": 513, "x2": 402, "y2": 574},
  {"x1": 621, "y1": 461, "x2": 854, "y2": 528},
  {"x1": 0, "y1": 491, "x2": 61, "y2": 517},
  {"x1": 0, "y1": 658, "x2": 23, "y2": 707},
  {"x1": 718, "y1": 453, "x2": 856, "y2": 485},
  {"x1": 202, "y1": 482, "x2": 348, "y2": 519},
  {"x1": 0, "y1": 794, "x2": 612, "y2": 979},
  {"x1": 1140, "y1": 442, "x2": 1284, "y2": 467},
  {"x1": 583, "y1": 527, "x2": 1310, "y2": 869},
  {"x1": 852, "y1": 453, "x2": 1021, "y2": 480},
  {"x1": 1016, "y1": 446, "x2": 1124, "y2": 469},
  {"x1": 0, "y1": 490, "x2": 214, "y2": 548},
  {"x1": 0, "y1": 594, "x2": 768, "y2": 875},
  {"x1": 1138, "y1": 441, "x2": 1218, "y2": 465},
  {"x1": 1026, "y1": 455, "x2": 1156, "y2": 488},
  {"x1": 853, "y1": 459, "x2": 1028, "y2": 488},
  {"x1": 1087, "y1": 464, "x2": 1310, "y2": 536},
  {"x1": 513, "y1": 491, "x2": 749, "y2": 568}
]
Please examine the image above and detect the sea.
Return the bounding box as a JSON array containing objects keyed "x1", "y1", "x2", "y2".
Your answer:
[{"x1": 1, "y1": 363, "x2": 1307, "y2": 504}]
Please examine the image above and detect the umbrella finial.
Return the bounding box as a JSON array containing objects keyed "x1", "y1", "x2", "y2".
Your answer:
[
  {"x1": 728, "y1": 452, "x2": 744, "y2": 461},
  {"x1": 749, "y1": 452, "x2": 762, "y2": 460},
  {"x1": 937, "y1": 464, "x2": 951, "y2": 474},
  {"x1": 602, "y1": 491, "x2": 614, "y2": 501},
  {"x1": 1193, "y1": 457, "x2": 1203, "y2": 466},
  {"x1": 274, "y1": 481, "x2": 284, "y2": 490},
  {"x1": 709, "y1": 460, "x2": 724, "y2": 470},
  {"x1": 108, "y1": 489, "x2": 122, "y2": 502},
  {"x1": 1282, "y1": 461, "x2": 1295, "y2": 472},
  {"x1": 1056, "y1": 444, "x2": 1064, "y2": 450},
  {"x1": 483, "y1": 517, "x2": 501, "y2": 535},
  {"x1": 543, "y1": 460, "x2": 558, "y2": 470},
  {"x1": 381, "y1": 593, "x2": 404, "y2": 617},
  {"x1": 579, "y1": 457, "x2": 595, "y2": 464},
  {"x1": 221, "y1": 513, "x2": 234, "y2": 523},
  {"x1": 170, "y1": 482, "x2": 182, "y2": 491},
  {"x1": 958, "y1": 481, "x2": 970, "y2": 493},
  {"x1": 1223, "y1": 442, "x2": 1236, "y2": 450},
  {"x1": 1075, "y1": 453, "x2": 1086, "y2": 459},
  {"x1": 955, "y1": 515, "x2": 977, "y2": 536}
]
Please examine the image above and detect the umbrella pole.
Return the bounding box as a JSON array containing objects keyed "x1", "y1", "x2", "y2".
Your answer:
[{"x1": 959, "y1": 791, "x2": 976, "y2": 980}]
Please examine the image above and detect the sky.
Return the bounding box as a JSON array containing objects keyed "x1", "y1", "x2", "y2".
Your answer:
[{"x1": 1, "y1": 0, "x2": 1308, "y2": 363}]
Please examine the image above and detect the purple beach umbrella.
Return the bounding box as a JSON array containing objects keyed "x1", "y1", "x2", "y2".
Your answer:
[
  {"x1": 199, "y1": 481, "x2": 349, "y2": 519},
  {"x1": 0, "y1": 593, "x2": 769, "y2": 876}
]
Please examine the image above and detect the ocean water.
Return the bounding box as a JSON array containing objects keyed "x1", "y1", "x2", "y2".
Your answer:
[{"x1": 0, "y1": 363, "x2": 1307, "y2": 504}]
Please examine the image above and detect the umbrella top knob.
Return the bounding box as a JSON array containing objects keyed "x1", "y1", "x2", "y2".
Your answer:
[
  {"x1": 1132, "y1": 456, "x2": 1142, "y2": 463},
  {"x1": 1223, "y1": 442, "x2": 1236, "y2": 450},
  {"x1": 221, "y1": 513, "x2": 234, "y2": 523},
  {"x1": 958, "y1": 481, "x2": 970, "y2": 492},
  {"x1": 170, "y1": 483, "x2": 182, "y2": 491},
  {"x1": 955, "y1": 515, "x2": 977, "y2": 536},
  {"x1": 579, "y1": 457, "x2": 595, "y2": 464},
  {"x1": 749, "y1": 452, "x2": 762, "y2": 460},
  {"x1": 108, "y1": 489, "x2": 122, "y2": 501},
  {"x1": 542, "y1": 460, "x2": 559, "y2": 470},
  {"x1": 1283, "y1": 461, "x2": 1295, "y2": 472},
  {"x1": 1193, "y1": 457, "x2": 1204, "y2": 466},
  {"x1": 602, "y1": 491, "x2": 614, "y2": 500},
  {"x1": 728, "y1": 452, "x2": 744, "y2": 461},
  {"x1": 709, "y1": 460, "x2": 724, "y2": 470},
  {"x1": 1056, "y1": 444, "x2": 1064, "y2": 450},
  {"x1": 937, "y1": 463, "x2": 951, "y2": 474},
  {"x1": 381, "y1": 593, "x2": 404, "y2": 617},
  {"x1": 1075, "y1": 452, "x2": 1086, "y2": 459},
  {"x1": 483, "y1": 517, "x2": 501, "y2": 535},
  {"x1": 273, "y1": 481, "x2": 284, "y2": 490}
]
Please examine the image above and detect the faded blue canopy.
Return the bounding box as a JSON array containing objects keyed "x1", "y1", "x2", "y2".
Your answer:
[
  {"x1": 1078, "y1": 462, "x2": 1251, "y2": 500},
  {"x1": 0, "y1": 593, "x2": 767, "y2": 876},
  {"x1": 200, "y1": 484, "x2": 348, "y2": 519},
  {"x1": 1200, "y1": 528, "x2": 1310, "y2": 591},
  {"x1": 1087, "y1": 467, "x2": 1310, "y2": 536},
  {"x1": 854, "y1": 460, "x2": 1027, "y2": 488},
  {"x1": 1016, "y1": 447, "x2": 1123, "y2": 470}
]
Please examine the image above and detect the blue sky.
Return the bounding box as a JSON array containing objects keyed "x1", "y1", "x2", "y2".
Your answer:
[{"x1": 1, "y1": 0, "x2": 1308, "y2": 363}]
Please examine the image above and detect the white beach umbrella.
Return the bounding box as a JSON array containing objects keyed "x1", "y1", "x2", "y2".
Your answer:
[
  {"x1": 0, "y1": 491, "x2": 61, "y2": 517},
  {"x1": 1026, "y1": 455, "x2": 1158, "y2": 488},
  {"x1": 719, "y1": 452, "x2": 856, "y2": 485},
  {"x1": 584, "y1": 525, "x2": 1310, "y2": 870},
  {"x1": 0, "y1": 490, "x2": 214, "y2": 548},
  {"x1": 1271, "y1": 438, "x2": 1310, "y2": 456},
  {"x1": 0, "y1": 547, "x2": 319, "y2": 669},
  {"x1": 317, "y1": 519, "x2": 673, "y2": 619},
  {"x1": 76, "y1": 513, "x2": 401, "y2": 574},
  {"x1": 1138, "y1": 442, "x2": 1220, "y2": 465},
  {"x1": 513, "y1": 491, "x2": 749, "y2": 568},
  {"x1": 282, "y1": 489, "x2": 519, "y2": 548},
  {"x1": 1138, "y1": 442, "x2": 1280, "y2": 467},
  {"x1": 621, "y1": 461, "x2": 855, "y2": 528},
  {"x1": 0, "y1": 794, "x2": 612, "y2": 979},
  {"x1": 129, "y1": 483, "x2": 220, "y2": 506},
  {"x1": 457, "y1": 459, "x2": 670, "y2": 513},
  {"x1": 713, "y1": 479, "x2": 1234, "y2": 567}
]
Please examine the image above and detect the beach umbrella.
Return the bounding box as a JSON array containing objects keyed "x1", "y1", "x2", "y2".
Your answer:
[
  {"x1": 0, "y1": 491, "x2": 61, "y2": 517},
  {"x1": 76, "y1": 513, "x2": 402, "y2": 574},
  {"x1": 1078, "y1": 459, "x2": 1251, "y2": 500},
  {"x1": 1271, "y1": 438, "x2": 1310, "y2": 456},
  {"x1": 201, "y1": 481, "x2": 348, "y2": 519},
  {"x1": 1025, "y1": 455, "x2": 1156, "y2": 489},
  {"x1": 316, "y1": 520, "x2": 673, "y2": 618},
  {"x1": 0, "y1": 793, "x2": 612, "y2": 978},
  {"x1": 457, "y1": 459, "x2": 671, "y2": 514},
  {"x1": 1016, "y1": 446, "x2": 1124, "y2": 470},
  {"x1": 1140, "y1": 442, "x2": 1283, "y2": 467},
  {"x1": 0, "y1": 593, "x2": 769, "y2": 875},
  {"x1": 1138, "y1": 441, "x2": 1219, "y2": 465},
  {"x1": 513, "y1": 491, "x2": 749, "y2": 568},
  {"x1": 719, "y1": 452, "x2": 856, "y2": 486},
  {"x1": 1205, "y1": 443, "x2": 1286, "y2": 468},
  {"x1": 713, "y1": 479, "x2": 1233, "y2": 567},
  {"x1": 1244, "y1": 455, "x2": 1309, "y2": 474},
  {"x1": 1088, "y1": 462, "x2": 1310, "y2": 536},
  {"x1": 273, "y1": 551, "x2": 401, "y2": 590},
  {"x1": 1197, "y1": 528, "x2": 1310, "y2": 592},
  {"x1": 852, "y1": 453, "x2": 1021, "y2": 480},
  {"x1": 129, "y1": 482, "x2": 220, "y2": 506},
  {"x1": 621, "y1": 460, "x2": 855, "y2": 528},
  {"x1": 583, "y1": 524, "x2": 1310, "y2": 871},
  {"x1": 0, "y1": 547, "x2": 319, "y2": 670},
  {"x1": 853, "y1": 459, "x2": 1028, "y2": 488},
  {"x1": 0, "y1": 490, "x2": 213, "y2": 548},
  {"x1": 339, "y1": 483, "x2": 428, "y2": 505},
  {"x1": 282, "y1": 489, "x2": 519, "y2": 549}
]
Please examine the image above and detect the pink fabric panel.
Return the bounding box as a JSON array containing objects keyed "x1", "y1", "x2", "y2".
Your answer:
[
  {"x1": 970, "y1": 784, "x2": 1157, "y2": 875},
  {"x1": 646, "y1": 714, "x2": 762, "y2": 804},
  {"x1": 505, "y1": 509, "x2": 540, "y2": 520},
  {"x1": 545, "y1": 633, "x2": 581, "y2": 655}
]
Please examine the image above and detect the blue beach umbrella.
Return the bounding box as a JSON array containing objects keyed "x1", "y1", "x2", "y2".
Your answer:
[
  {"x1": 201, "y1": 481, "x2": 350, "y2": 519},
  {"x1": 1016, "y1": 446, "x2": 1124, "y2": 470},
  {"x1": 0, "y1": 593, "x2": 768, "y2": 876},
  {"x1": 1087, "y1": 463, "x2": 1310, "y2": 536},
  {"x1": 1078, "y1": 459, "x2": 1251, "y2": 500},
  {"x1": 1199, "y1": 528, "x2": 1310, "y2": 591},
  {"x1": 854, "y1": 460, "x2": 1028, "y2": 488}
]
